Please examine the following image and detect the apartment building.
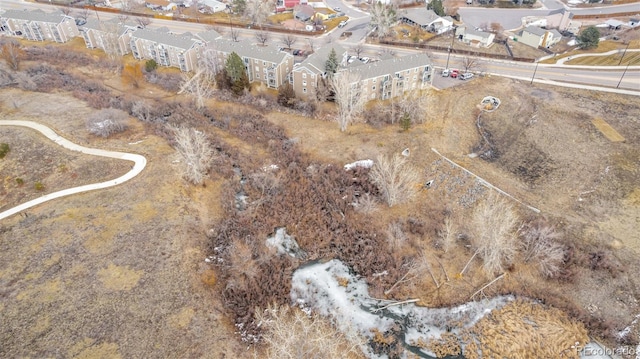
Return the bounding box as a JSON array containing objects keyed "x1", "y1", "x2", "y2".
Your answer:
[
  {"x1": 343, "y1": 53, "x2": 433, "y2": 101},
  {"x1": 0, "y1": 9, "x2": 79, "y2": 43},
  {"x1": 78, "y1": 18, "x2": 138, "y2": 56},
  {"x1": 291, "y1": 44, "x2": 347, "y2": 99},
  {"x1": 129, "y1": 27, "x2": 205, "y2": 72},
  {"x1": 211, "y1": 40, "x2": 294, "y2": 89}
]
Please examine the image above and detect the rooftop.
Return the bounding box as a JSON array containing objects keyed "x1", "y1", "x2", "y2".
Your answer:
[
  {"x1": 214, "y1": 40, "x2": 293, "y2": 64},
  {"x1": 343, "y1": 53, "x2": 432, "y2": 81},
  {"x1": 399, "y1": 8, "x2": 441, "y2": 26},
  {"x1": 297, "y1": 43, "x2": 346, "y2": 74},
  {"x1": 1, "y1": 9, "x2": 70, "y2": 24},
  {"x1": 131, "y1": 28, "x2": 202, "y2": 50}
]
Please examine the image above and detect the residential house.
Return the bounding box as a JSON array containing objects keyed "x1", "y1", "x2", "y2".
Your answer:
[
  {"x1": 212, "y1": 40, "x2": 294, "y2": 89},
  {"x1": 78, "y1": 18, "x2": 138, "y2": 55},
  {"x1": 200, "y1": 0, "x2": 227, "y2": 13},
  {"x1": 0, "y1": 9, "x2": 79, "y2": 43},
  {"x1": 455, "y1": 26, "x2": 495, "y2": 48},
  {"x1": 130, "y1": 27, "x2": 204, "y2": 71},
  {"x1": 605, "y1": 19, "x2": 624, "y2": 30},
  {"x1": 291, "y1": 44, "x2": 347, "y2": 99},
  {"x1": 276, "y1": 0, "x2": 307, "y2": 11},
  {"x1": 314, "y1": 9, "x2": 333, "y2": 21},
  {"x1": 399, "y1": 8, "x2": 454, "y2": 34},
  {"x1": 295, "y1": 5, "x2": 315, "y2": 22},
  {"x1": 545, "y1": 9, "x2": 574, "y2": 32},
  {"x1": 341, "y1": 53, "x2": 433, "y2": 101},
  {"x1": 145, "y1": 0, "x2": 176, "y2": 11},
  {"x1": 516, "y1": 26, "x2": 562, "y2": 48}
]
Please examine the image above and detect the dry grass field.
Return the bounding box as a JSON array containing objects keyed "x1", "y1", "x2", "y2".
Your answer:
[{"x1": 0, "y1": 40, "x2": 639, "y2": 358}]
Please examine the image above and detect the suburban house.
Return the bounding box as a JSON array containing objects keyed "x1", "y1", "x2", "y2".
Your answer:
[
  {"x1": 0, "y1": 9, "x2": 79, "y2": 43},
  {"x1": 212, "y1": 40, "x2": 294, "y2": 89},
  {"x1": 276, "y1": 0, "x2": 307, "y2": 11},
  {"x1": 294, "y1": 5, "x2": 316, "y2": 22},
  {"x1": 145, "y1": 0, "x2": 176, "y2": 11},
  {"x1": 399, "y1": 8, "x2": 454, "y2": 34},
  {"x1": 130, "y1": 27, "x2": 205, "y2": 72},
  {"x1": 199, "y1": 0, "x2": 227, "y2": 13},
  {"x1": 78, "y1": 18, "x2": 138, "y2": 56},
  {"x1": 291, "y1": 44, "x2": 347, "y2": 99},
  {"x1": 455, "y1": 26, "x2": 495, "y2": 48},
  {"x1": 516, "y1": 26, "x2": 562, "y2": 48},
  {"x1": 605, "y1": 19, "x2": 624, "y2": 30},
  {"x1": 341, "y1": 53, "x2": 433, "y2": 101},
  {"x1": 545, "y1": 9, "x2": 574, "y2": 32}
]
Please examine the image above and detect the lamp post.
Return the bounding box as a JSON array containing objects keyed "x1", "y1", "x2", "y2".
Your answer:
[{"x1": 530, "y1": 61, "x2": 539, "y2": 84}]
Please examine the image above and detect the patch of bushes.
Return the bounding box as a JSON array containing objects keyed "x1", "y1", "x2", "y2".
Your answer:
[
  {"x1": 34, "y1": 181, "x2": 44, "y2": 191},
  {"x1": 0, "y1": 143, "x2": 9, "y2": 159},
  {"x1": 15, "y1": 178, "x2": 24, "y2": 186},
  {"x1": 86, "y1": 108, "x2": 129, "y2": 137}
]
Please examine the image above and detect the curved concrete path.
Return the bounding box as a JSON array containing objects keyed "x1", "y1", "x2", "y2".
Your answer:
[
  {"x1": 0, "y1": 120, "x2": 147, "y2": 221},
  {"x1": 556, "y1": 49, "x2": 640, "y2": 65}
]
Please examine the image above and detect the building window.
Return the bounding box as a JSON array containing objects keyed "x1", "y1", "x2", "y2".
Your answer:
[
  {"x1": 303, "y1": 88, "x2": 307, "y2": 93},
  {"x1": 303, "y1": 81, "x2": 307, "y2": 86},
  {"x1": 311, "y1": 74, "x2": 315, "y2": 79},
  {"x1": 372, "y1": 86, "x2": 376, "y2": 90},
  {"x1": 415, "y1": 68, "x2": 418, "y2": 73},
  {"x1": 373, "y1": 78, "x2": 377, "y2": 83},
  {"x1": 255, "y1": 66, "x2": 259, "y2": 71},
  {"x1": 254, "y1": 59, "x2": 258, "y2": 64},
  {"x1": 302, "y1": 73, "x2": 307, "y2": 79},
  {"x1": 263, "y1": 61, "x2": 266, "y2": 66}
]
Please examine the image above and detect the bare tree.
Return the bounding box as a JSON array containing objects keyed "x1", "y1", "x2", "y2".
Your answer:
[
  {"x1": 352, "y1": 44, "x2": 364, "y2": 58},
  {"x1": 0, "y1": 40, "x2": 24, "y2": 71},
  {"x1": 439, "y1": 214, "x2": 458, "y2": 253},
  {"x1": 99, "y1": 21, "x2": 124, "y2": 60},
  {"x1": 398, "y1": 90, "x2": 429, "y2": 124},
  {"x1": 76, "y1": 8, "x2": 90, "y2": 21},
  {"x1": 470, "y1": 192, "x2": 519, "y2": 275},
  {"x1": 178, "y1": 69, "x2": 215, "y2": 109},
  {"x1": 282, "y1": 34, "x2": 297, "y2": 49},
  {"x1": 255, "y1": 30, "x2": 269, "y2": 46},
  {"x1": 86, "y1": 108, "x2": 129, "y2": 137},
  {"x1": 378, "y1": 47, "x2": 396, "y2": 57},
  {"x1": 244, "y1": 0, "x2": 275, "y2": 26},
  {"x1": 307, "y1": 38, "x2": 315, "y2": 52},
  {"x1": 461, "y1": 56, "x2": 480, "y2": 73},
  {"x1": 199, "y1": 43, "x2": 223, "y2": 80},
  {"x1": 331, "y1": 71, "x2": 367, "y2": 132},
  {"x1": 369, "y1": 2, "x2": 397, "y2": 39},
  {"x1": 370, "y1": 153, "x2": 421, "y2": 207},
  {"x1": 60, "y1": 6, "x2": 72, "y2": 16},
  {"x1": 230, "y1": 27, "x2": 240, "y2": 42},
  {"x1": 171, "y1": 126, "x2": 214, "y2": 185},
  {"x1": 255, "y1": 304, "x2": 365, "y2": 359},
  {"x1": 520, "y1": 220, "x2": 566, "y2": 278},
  {"x1": 136, "y1": 17, "x2": 151, "y2": 29}
]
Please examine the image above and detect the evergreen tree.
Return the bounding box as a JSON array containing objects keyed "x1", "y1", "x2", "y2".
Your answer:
[
  {"x1": 428, "y1": 0, "x2": 445, "y2": 17},
  {"x1": 231, "y1": 0, "x2": 246, "y2": 15},
  {"x1": 225, "y1": 52, "x2": 250, "y2": 95},
  {"x1": 400, "y1": 112, "x2": 411, "y2": 132},
  {"x1": 324, "y1": 48, "x2": 339, "y2": 77},
  {"x1": 577, "y1": 26, "x2": 600, "y2": 49}
]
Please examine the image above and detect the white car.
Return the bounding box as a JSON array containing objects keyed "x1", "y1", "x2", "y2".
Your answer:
[
  {"x1": 333, "y1": 7, "x2": 341, "y2": 11},
  {"x1": 338, "y1": 20, "x2": 348, "y2": 28},
  {"x1": 460, "y1": 73, "x2": 475, "y2": 80}
]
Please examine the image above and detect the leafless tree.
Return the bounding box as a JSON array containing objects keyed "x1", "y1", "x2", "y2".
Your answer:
[
  {"x1": 199, "y1": 43, "x2": 223, "y2": 80},
  {"x1": 461, "y1": 56, "x2": 480, "y2": 73},
  {"x1": 131, "y1": 101, "x2": 153, "y2": 122},
  {"x1": 281, "y1": 34, "x2": 297, "y2": 49},
  {"x1": 370, "y1": 153, "x2": 421, "y2": 207},
  {"x1": 378, "y1": 47, "x2": 396, "y2": 57},
  {"x1": 230, "y1": 27, "x2": 240, "y2": 42},
  {"x1": 178, "y1": 69, "x2": 215, "y2": 109},
  {"x1": 0, "y1": 40, "x2": 24, "y2": 71},
  {"x1": 86, "y1": 108, "x2": 129, "y2": 137},
  {"x1": 398, "y1": 90, "x2": 429, "y2": 124},
  {"x1": 76, "y1": 8, "x2": 90, "y2": 21},
  {"x1": 99, "y1": 21, "x2": 124, "y2": 60},
  {"x1": 353, "y1": 193, "x2": 378, "y2": 214},
  {"x1": 470, "y1": 192, "x2": 520, "y2": 275},
  {"x1": 439, "y1": 214, "x2": 458, "y2": 252},
  {"x1": 117, "y1": 11, "x2": 129, "y2": 24},
  {"x1": 331, "y1": 71, "x2": 367, "y2": 132},
  {"x1": 171, "y1": 126, "x2": 214, "y2": 185},
  {"x1": 520, "y1": 220, "x2": 566, "y2": 278},
  {"x1": 244, "y1": 0, "x2": 275, "y2": 26},
  {"x1": 386, "y1": 221, "x2": 408, "y2": 251},
  {"x1": 255, "y1": 304, "x2": 365, "y2": 359},
  {"x1": 369, "y1": 2, "x2": 397, "y2": 39},
  {"x1": 136, "y1": 17, "x2": 151, "y2": 28},
  {"x1": 255, "y1": 30, "x2": 269, "y2": 46},
  {"x1": 352, "y1": 44, "x2": 364, "y2": 58},
  {"x1": 307, "y1": 38, "x2": 315, "y2": 52},
  {"x1": 60, "y1": 6, "x2": 72, "y2": 16}
]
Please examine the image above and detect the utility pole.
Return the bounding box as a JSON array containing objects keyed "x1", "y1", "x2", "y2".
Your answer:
[
  {"x1": 616, "y1": 63, "x2": 629, "y2": 89},
  {"x1": 617, "y1": 42, "x2": 630, "y2": 66},
  {"x1": 445, "y1": 26, "x2": 456, "y2": 69},
  {"x1": 530, "y1": 61, "x2": 539, "y2": 84}
]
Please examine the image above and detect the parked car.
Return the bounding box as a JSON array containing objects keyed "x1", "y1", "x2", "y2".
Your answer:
[
  {"x1": 460, "y1": 73, "x2": 474, "y2": 80},
  {"x1": 333, "y1": 7, "x2": 341, "y2": 11},
  {"x1": 449, "y1": 69, "x2": 460, "y2": 78},
  {"x1": 442, "y1": 69, "x2": 451, "y2": 77},
  {"x1": 292, "y1": 49, "x2": 300, "y2": 56},
  {"x1": 338, "y1": 20, "x2": 348, "y2": 28}
]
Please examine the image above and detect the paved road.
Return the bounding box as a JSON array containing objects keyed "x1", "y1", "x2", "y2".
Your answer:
[{"x1": 0, "y1": 120, "x2": 147, "y2": 221}]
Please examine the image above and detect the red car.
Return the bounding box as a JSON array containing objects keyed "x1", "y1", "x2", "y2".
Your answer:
[{"x1": 449, "y1": 69, "x2": 460, "y2": 78}]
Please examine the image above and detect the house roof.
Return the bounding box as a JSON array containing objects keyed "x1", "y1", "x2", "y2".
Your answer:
[
  {"x1": 214, "y1": 40, "x2": 292, "y2": 64},
  {"x1": 548, "y1": 8, "x2": 574, "y2": 19},
  {"x1": 399, "y1": 8, "x2": 440, "y2": 26},
  {"x1": 549, "y1": 29, "x2": 562, "y2": 38},
  {"x1": 132, "y1": 28, "x2": 202, "y2": 50},
  {"x1": 80, "y1": 18, "x2": 137, "y2": 35},
  {"x1": 195, "y1": 29, "x2": 222, "y2": 43},
  {"x1": 296, "y1": 4, "x2": 315, "y2": 17},
  {"x1": 523, "y1": 26, "x2": 547, "y2": 37},
  {"x1": 1, "y1": 9, "x2": 70, "y2": 24},
  {"x1": 605, "y1": 19, "x2": 624, "y2": 27},
  {"x1": 297, "y1": 43, "x2": 346, "y2": 74},
  {"x1": 343, "y1": 53, "x2": 432, "y2": 81},
  {"x1": 465, "y1": 27, "x2": 493, "y2": 40}
]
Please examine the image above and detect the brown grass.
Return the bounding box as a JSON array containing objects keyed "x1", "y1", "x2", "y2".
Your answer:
[{"x1": 592, "y1": 118, "x2": 625, "y2": 142}]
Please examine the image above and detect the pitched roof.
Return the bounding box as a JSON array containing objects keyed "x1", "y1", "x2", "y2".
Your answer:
[
  {"x1": 549, "y1": 29, "x2": 562, "y2": 38},
  {"x1": 399, "y1": 8, "x2": 440, "y2": 26},
  {"x1": 131, "y1": 28, "x2": 202, "y2": 50},
  {"x1": 214, "y1": 40, "x2": 292, "y2": 64},
  {"x1": 1, "y1": 9, "x2": 69, "y2": 24},
  {"x1": 196, "y1": 29, "x2": 222, "y2": 43},
  {"x1": 465, "y1": 27, "x2": 493, "y2": 40},
  {"x1": 80, "y1": 18, "x2": 137, "y2": 35},
  {"x1": 343, "y1": 53, "x2": 432, "y2": 80},
  {"x1": 523, "y1": 26, "x2": 547, "y2": 37},
  {"x1": 547, "y1": 8, "x2": 573, "y2": 19},
  {"x1": 605, "y1": 19, "x2": 624, "y2": 27},
  {"x1": 297, "y1": 43, "x2": 346, "y2": 74}
]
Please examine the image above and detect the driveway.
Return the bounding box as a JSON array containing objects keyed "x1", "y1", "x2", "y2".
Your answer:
[{"x1": 0, "y1": 120, "x2": 147, "y2": 221}]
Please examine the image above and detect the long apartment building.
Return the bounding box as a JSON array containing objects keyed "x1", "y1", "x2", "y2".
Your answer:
[
  {"x1": 129, "y1": 27, "x2": 206, "y2": 72},
  {"x1": 78, "y1": 18, "x2": 138, "y2": 56},
  {"x1": 343, "y1": 53, "x2": 433, "y2": 101},
  {"x1": 212, "y1": 40, "x2": 294, "y2": 89},
  {"x1": 0, "y1": 9, "x2": 79, "y2": 43},
  {"x1": 291, "y1": 44, "x2": 347, "y2": 99}
]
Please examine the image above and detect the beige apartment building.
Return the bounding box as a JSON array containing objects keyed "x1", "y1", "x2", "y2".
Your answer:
[
  {"x1": 78, "y1": 18, "x2": 138, "y2": 56},
  {"x1": 130, "y1": 27, "x2": 205, "y2": 72},
  {"x1": 291, "y1": 44, "x2": 347, "y2": 99},
  {"x1": 0, "y1": 9, "x2": 79, "y2": 43}
]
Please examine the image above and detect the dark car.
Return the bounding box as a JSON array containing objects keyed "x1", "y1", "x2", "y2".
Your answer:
[{"x1": 293, "y1": 49, "x2": 300, "y2": 55}]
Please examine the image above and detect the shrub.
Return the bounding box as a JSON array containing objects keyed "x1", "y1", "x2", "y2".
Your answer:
[
  {"x1": 277, "y1": 83, "x2": 296, "y2": 108},
  {"x1": 171, "y1": 126, "x2": 213, "y2": 185},
  {"x1": 0, "y1": 143, "x2": 9, "y2": 159},
  {"x1": 15, "y1": 178, "x2": 24, "y2": 186},
  {"x1": 369, "y1": 153, "x2": 421, "y2": 207},
  {"x1": 34, "y1": 181, "x2": 45, "y2": 191},
  {"x1": 520, "y1": 220, "x2": 567, "y2": 278},
  {"x1": 86, "y1": 108, "x2": 129, "y2": 137},
  {"x1": 145, "y1": 59, "x2": 158, "y2": 72}
]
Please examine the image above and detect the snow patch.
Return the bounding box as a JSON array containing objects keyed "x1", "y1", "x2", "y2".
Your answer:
[
  {"x1": 266, "y1": 227, "x2": 305, "y2": 259},
  {"x1": 344, "y1": 160, "x2": 373, "y2": 171}
]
